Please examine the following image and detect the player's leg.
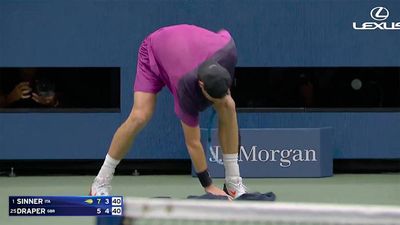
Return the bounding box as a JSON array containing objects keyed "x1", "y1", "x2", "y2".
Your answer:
[
  {"x1": 107, "y1": 92, "x2": 157, "y2": 160},
  {"x1": 213, "y1": 94, "x2": 247, "y2": 198},
  {"x1": 91, "y1": 92, "x2": 157, "y2": 196}
]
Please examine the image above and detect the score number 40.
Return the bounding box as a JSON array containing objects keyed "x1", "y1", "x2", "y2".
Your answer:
[{"x1": 96, "y1": 207, "x2": 122, "y2": 215}]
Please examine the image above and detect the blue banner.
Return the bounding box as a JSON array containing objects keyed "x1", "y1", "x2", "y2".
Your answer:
[{"x1": 195, "y1": 128, "x2": 333, "y2": 178}]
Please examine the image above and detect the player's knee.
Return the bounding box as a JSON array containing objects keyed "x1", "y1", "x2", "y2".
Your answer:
[
  {"x1": 127, "y1": 111, "x2": 151, "y2": 128},
  {"x1": 185, "y1": 140, "x2": 203, "y2": 154}
]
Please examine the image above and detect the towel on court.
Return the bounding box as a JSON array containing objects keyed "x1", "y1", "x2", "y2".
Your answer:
[
  {"x1": 187, "y1": 192, "x2": 276, "y2": 201},
  {"x1": 235, "y1": 192, "x2": 276, "y2": 201},
  {"x1": 187, "y1": 193, "x2": 230, "y2": 200}
]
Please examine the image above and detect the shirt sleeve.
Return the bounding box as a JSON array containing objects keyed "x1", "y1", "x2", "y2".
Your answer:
[{"x1": 174, "y1": 94, "x2": 200, "y2": 127}]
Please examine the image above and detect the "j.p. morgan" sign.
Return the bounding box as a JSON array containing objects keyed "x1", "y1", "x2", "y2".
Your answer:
[
  {"x1": 198, "y1": 128, "x2": 333, "y2": 178},
  {"x1": 209, "y1": 145, "x2": 318, "y2": 168}
]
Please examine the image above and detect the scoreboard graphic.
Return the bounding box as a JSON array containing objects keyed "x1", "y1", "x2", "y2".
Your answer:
[{"x1": 9, "y1": 196, "x2": 123, "y2": 216}]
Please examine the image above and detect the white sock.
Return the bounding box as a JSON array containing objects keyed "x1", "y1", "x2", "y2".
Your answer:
[
  {"x1": 223, "y1": 154, "x2": 240, "y2": 181},
  {"x1": 97, "y1": 154, "x2": 120, "y2": 179}
]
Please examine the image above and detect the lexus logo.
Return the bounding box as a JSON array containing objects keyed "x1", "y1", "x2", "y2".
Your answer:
[
  {"x1": 370, "y1": 7, "x2": 389, "y2": 21},
  {"x1": 353, "y1": 6, "x2": 400, "y2": 30}
]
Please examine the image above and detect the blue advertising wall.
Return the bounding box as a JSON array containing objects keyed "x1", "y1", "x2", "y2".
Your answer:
[{"x1": 0, "y1": 0, "x2": 399, "y2": 159}]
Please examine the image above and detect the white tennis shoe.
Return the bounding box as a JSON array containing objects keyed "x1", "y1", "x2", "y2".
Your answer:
[
  {"x1": 90, "y1": 176, "x2": 112, "y2": 196},
  {"x1": 224, "y1": 177, "x2": 247, "y2": 199}
]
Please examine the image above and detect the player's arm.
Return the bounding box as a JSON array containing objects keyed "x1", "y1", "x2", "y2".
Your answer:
[
  {"x1": 180, "y1": 121, "x2": 229, "y2": 197},
  {"x1": 180, "y1": 122, "x2": 207, "y2": 172}
]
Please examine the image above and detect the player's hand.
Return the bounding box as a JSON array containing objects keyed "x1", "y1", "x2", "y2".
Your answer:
[
  {"x1": 32, "y1": 93, "x2": 58, "y2": 107},
  {"x1": 204, "y1": 184, "x2": 232, "y2": 200},
  {"x1": 7, "y1": 82, "x2": 32, "y2": 103}
]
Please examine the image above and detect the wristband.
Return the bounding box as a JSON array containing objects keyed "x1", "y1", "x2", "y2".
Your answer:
[{"x1": 196, "y1": 169, "x2": 212, "y2": 188}]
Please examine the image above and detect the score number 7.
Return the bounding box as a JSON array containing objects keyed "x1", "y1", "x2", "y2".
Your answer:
[{"x1": 97, "y1": 198, "x2": 110, "y2": 204}]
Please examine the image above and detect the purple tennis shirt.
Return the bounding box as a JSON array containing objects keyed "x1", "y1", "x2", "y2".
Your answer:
[{"x1": 134, "y1": 24, "x2": 237, "y2": 126}]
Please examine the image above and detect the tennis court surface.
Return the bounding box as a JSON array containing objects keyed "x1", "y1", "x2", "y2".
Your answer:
[{"x1": 1, "y1": 174, "x2": 399, "y2": 225}]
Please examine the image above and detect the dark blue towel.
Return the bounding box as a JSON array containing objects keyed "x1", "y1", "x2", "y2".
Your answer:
[
  {"x1": 187, "y1": 193, "x2": 230, "y2": 200},
  {"x1": 235, "y1": 192, "x2": 276, "y2": 201},
  {"x1": 187, "y1": 192, "x2": 276, "y2": 201}
]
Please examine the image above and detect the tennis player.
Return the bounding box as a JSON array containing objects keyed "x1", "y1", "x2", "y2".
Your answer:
[{"x1": 90, "y1": 24, "x2": 247, "y2": 199}]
